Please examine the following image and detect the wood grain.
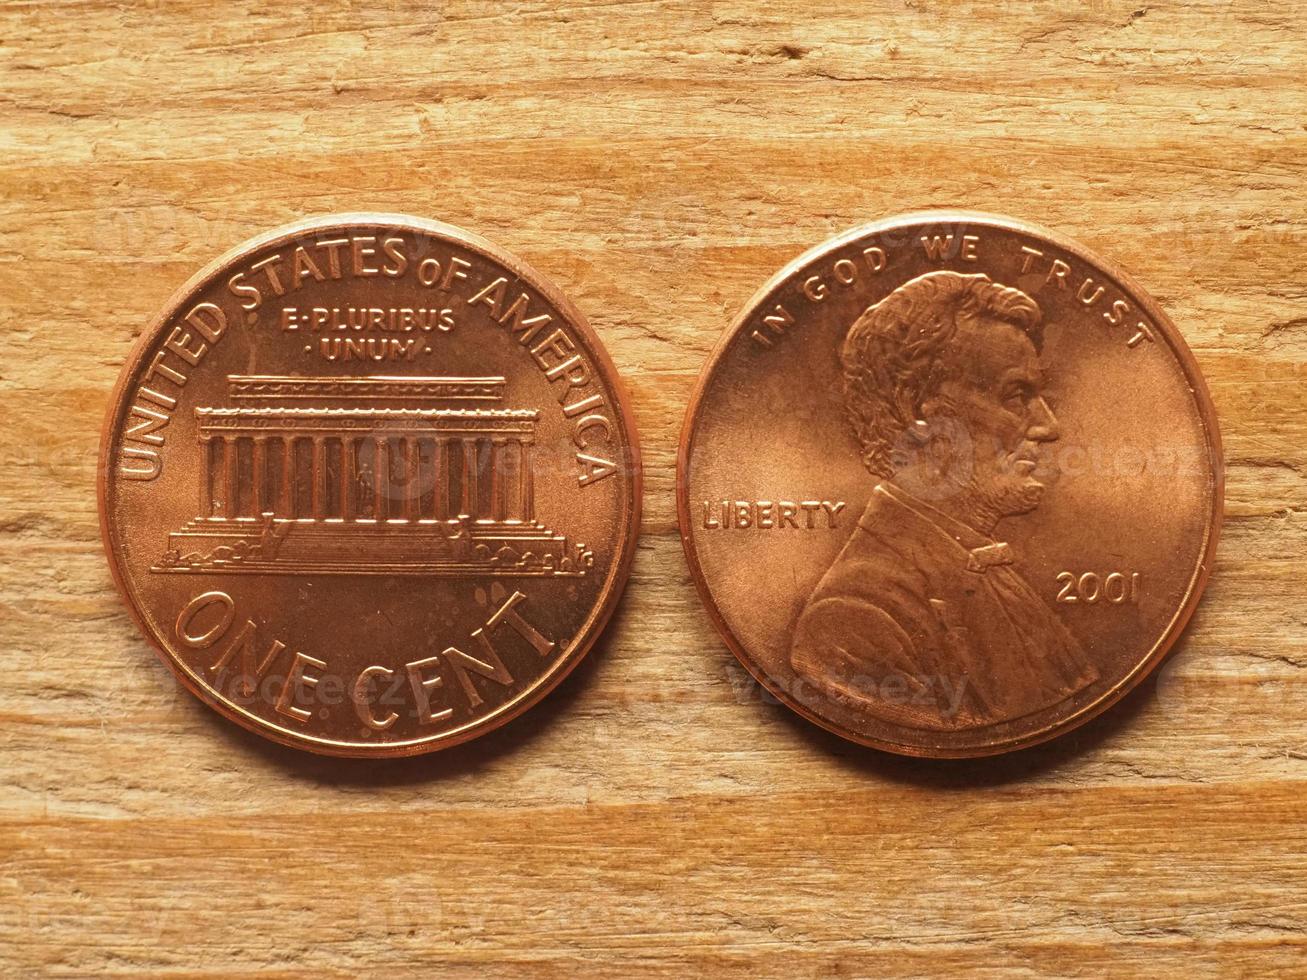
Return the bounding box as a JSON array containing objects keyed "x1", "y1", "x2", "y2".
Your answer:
[{"x1": 2, "y1": 0, "x2": 1306, "y2": 975}]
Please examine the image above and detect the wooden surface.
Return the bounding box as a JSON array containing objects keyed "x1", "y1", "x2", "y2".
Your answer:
[{"x1": 3, "y1": 1, "x2": 1306, "y2": 975}]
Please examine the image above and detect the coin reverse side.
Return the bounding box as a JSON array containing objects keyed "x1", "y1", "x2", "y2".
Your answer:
[
  {"x1": 100, "y1": 214, "x2": 641, "y2": 757},
  {"x1": 677, "y1": 211, "x2": 1221, "y2": 757}
]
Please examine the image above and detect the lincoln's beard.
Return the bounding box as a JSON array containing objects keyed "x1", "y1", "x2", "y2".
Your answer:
[
  {"x1": 974, "y1": 469, "x2": 1046, "y2": 519},
  {"x1": 968, "y1": 444, "x2": 1051, "y2": 526}
]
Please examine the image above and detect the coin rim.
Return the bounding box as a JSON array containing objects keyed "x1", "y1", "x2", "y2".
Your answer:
[
  {"x1": 676, "y1": 209, "x2": 1223, "y2": 758},
  {"x1": 98, "y1": 213, "x2": 643, "y2": 758}
]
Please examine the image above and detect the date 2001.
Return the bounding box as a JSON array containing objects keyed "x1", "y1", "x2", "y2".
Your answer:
[{"x1": 1056, "y1": 571, "x2": 1140, "y2": 605}]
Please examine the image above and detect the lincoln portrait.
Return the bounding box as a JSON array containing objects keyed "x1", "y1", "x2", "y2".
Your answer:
[{"x1": 789, "y1": 271, "x2": 1098, "y2": 731}]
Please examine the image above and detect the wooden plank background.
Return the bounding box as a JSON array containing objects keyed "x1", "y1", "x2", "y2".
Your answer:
[{"x1": 2, "y1": 1, "x2": 1306, "y2": 975}]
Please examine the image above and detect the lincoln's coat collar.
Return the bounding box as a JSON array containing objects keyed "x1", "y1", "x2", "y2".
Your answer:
[{"x1": 873, "y1": 483, "x2": 1014, "y2": 574}]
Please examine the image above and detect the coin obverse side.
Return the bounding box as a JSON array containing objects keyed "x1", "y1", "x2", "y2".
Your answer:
[
  {"x1": 100, "y1": 214, "x2": 641, "y2": 757},
  {"x1": 677, "y1": 212, "x2": 1222, "y2": 757}
]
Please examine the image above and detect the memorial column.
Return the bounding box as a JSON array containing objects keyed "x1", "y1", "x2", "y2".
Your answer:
[
  {"x1": 406, "y1": 436, "x2": 421, "y2": 522},
  {"x1": 518, "y1": 438, "x2": 534, "y2": 524},
  {"x1": 253, "y1": 435, "x2": 269, "y2": 516},
  {"x1": 199, "y1": 433, "x2": 214, "y2": 519},
  {"x1": 223, "y1": 434, "x2": 240, "y2": 520},
  {"x1": 342, "y1": 435, "x2": 358, "y2": 521},
  {"x1": 280, "y1": 436, "x2": 296, "y2": 518},
  {"x1": 460, "y1": 436, "x2": 479, "y2": 519},
  {"x1": 373, "y1": 436, "x2": 389, "y2": 521},
  {"x1": 311, "y1": 436, "x2": 327, "y2": 520},
  {"x1": 489, "y1": 437, "x2": 507, "y2": 522},
  {"x1": 434, "y1": 436, "x2": 450, "y2": 520}
]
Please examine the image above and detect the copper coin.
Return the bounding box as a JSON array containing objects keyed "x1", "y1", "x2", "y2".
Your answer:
[
  {"x1": 99, "y1": 214, "x2": 641, "y2": 756},
  {"x1": 677, "y1": 211, "x2": 1221, "y2": 757}
]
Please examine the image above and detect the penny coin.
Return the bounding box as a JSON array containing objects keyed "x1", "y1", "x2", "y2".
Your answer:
[
  {"x1": 99, "y1": 214, "x2": 641, "y2": 757},
  {"x1": 677, "y1": 211, "x2": 1221, "y2": 757}
]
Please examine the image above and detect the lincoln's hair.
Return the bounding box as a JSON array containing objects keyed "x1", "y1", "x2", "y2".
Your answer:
[{"x1": 841, "y1": 271, "x2": 1043, "y2": 478}]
